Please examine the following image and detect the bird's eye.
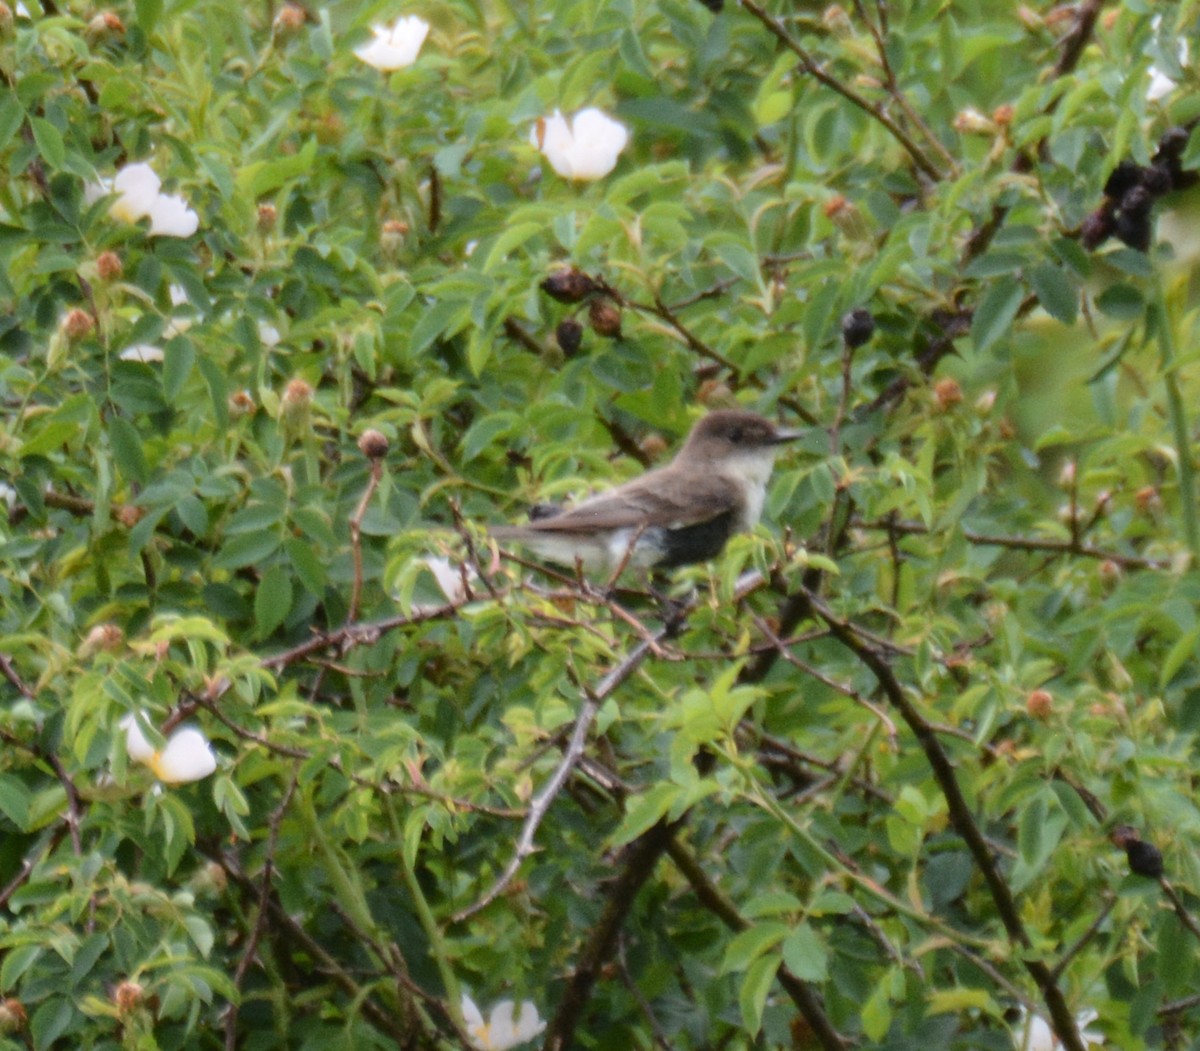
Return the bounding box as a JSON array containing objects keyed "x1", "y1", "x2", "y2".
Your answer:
[{"x1": 728, "y1": 427, "x2": 743, "y2": 443}]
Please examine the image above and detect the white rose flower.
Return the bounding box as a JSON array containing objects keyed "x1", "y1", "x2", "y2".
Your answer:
[
  {"x1": 120, "y1": 713, "x2": 218, "y2": 784},
  {"x1": 118, "y1": 345, "x2": 165, "y2": 363},
  {"x1": 87, "y1": 162, "x2": 198, "y2": 238},
  {"x1": 461, "y1": 995, "x2": 546, "y2": 1051},
  {"x1": 354, "y1": 15, "x2": 429, "y2": 71},
  {"x1": 530, "y1": 107, "x2": 629, "y2": 181}
]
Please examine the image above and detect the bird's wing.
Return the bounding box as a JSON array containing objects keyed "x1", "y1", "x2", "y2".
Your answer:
[{"x1": 513, "y1": 470, "x2": 741, "y2": 533}]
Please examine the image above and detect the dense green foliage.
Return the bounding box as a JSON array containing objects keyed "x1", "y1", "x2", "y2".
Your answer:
[{"x1": 3, "y1": 0, "x2": 1200, "y2": 1048}]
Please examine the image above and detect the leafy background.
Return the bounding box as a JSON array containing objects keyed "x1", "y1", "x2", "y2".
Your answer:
[{"x1": 3, "y1": 0, "x2": 1200, "y2": 1048}]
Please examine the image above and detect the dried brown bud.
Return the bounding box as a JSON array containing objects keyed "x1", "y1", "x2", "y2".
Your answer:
[
  {"x1": 696, "y1": 378, "x2": 734, "y2": 406},
  {"x1": 228, "y1": 390, "x2": 256, "y2": 417},
  {"x1": 821, "y1": 4, "x2": 851, "y2": 34},
  {"x1": 0, "y1": 3, "x2": 13, "y2": 35},
  {"x1": 588, "y1": 298, "x2": 622, "y2": 339},
  {"x1": 540, "y1": 266, "x2": 598, "y2": 304},
  {"x1": 357, "y1": 429, "x2": 389, "y2": 460},
  {"x1": 555, "y1": 318, "x2": 583, "y2": 356},
  {"x1": 932, "y1": 377, "x2": 962, "y2": 411},
  {"x1": 256, "y1": 204, "x2": 277, "y2": 232},
  {"x1": 1134, "y1": 485, "x2": 1161, "y2": 514},
  {"x1": 113, "y1": 981, "x2": 143, "y2": 1013},
  {"x1": 282, "y1": 378, "x2": 313, "y2": 409},
  {"x1": 991, "y1": 104, "x2": 1014, "y2": 127},
  {"x1": 1097, "y1": 559, "x2": 1122, "y2": 586},
  {"x1": 81, "y1": 623, "x2": 124, "y2": 655},
  {"x1": 273, "y1": 3, "x2": 306, "y2": 32},
  {"x1": 62, "y1": 308, "x2": 95, "y2": 341},
  {"x1": 382, "y1": 218, "x2": 409, "y2": 237},
  {"x1": 115, "y1": 504, "x2": 144, "y2": 528},
  {"x1": 639, "y1": 433, "x2": 669, "y2": 461},
  {"x1": 1025, "y1": 689, "x2": 1053, "y2": 720},
  {"x1": 96, "y1": 250, "x2": 123, "y2": 280},
  {"x1": 87, "y1": 10, "x2": 125, "y2": 36},
  {"x1": 0, "y1": 999, "x2": 26, "y2": 1033}
]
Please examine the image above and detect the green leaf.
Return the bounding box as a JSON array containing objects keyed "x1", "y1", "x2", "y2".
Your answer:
[
  {"x1": 0, "y1": 773, "x2": 33, "y2": 830},
  {"x1": 970, "y1": 275, "x2": 1023, "y2": 354},
  {"x1": 1160, "y1": 626, "x2": 1200, "y2": 690},
  {"x1": 721, "y1": 921, "x2": 789, "y2": 974},
  {"x1": 108, "y1": 415, "x2": 148, "y2": 484},
  {"x1": 482, "y1": 222, "x2": 545, "y2": 271},
  {"x1": 214, "y1": 530, "x2": 282, "y2": 570},
  {"x1": 781, "y1": 923, "x2": 828, "y2": 982},
  {"x1": 0, "y1": 93, "x2": 24, "y2": 151},
  {"x1": 609, "y1": 783, "x2": 680, "y2": 847},
  {"x1": 1029, "y1": 263, "x2": 1078, "y2": 325},
  {"x1": 738, "y1": 953, "x2": 780, "y2": 1036},
  {"x1": 135, "y1": 0, "x2": 163, "y2": 33},
  {"x1": 29, "y1": 117, "x2": 65, "y2": 170},
  {"x1": 254, "y1": 564, "x2": 293, "y2": 639}
]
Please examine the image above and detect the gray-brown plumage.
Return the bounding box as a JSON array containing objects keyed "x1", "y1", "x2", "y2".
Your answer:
[{"x1": 491, "y1": 410, "x2": 800, "y2": 573}]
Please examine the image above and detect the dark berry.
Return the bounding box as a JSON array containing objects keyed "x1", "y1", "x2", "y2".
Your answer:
[
  {"x1": 695, "y1": 0, "x2": 723, "y2": 10},
  {"x1": 1113, "y1": 211, "x2": 1152, "y2": 251},
  {"x1": 841, "y1": 308, "x2": 876, "y2": 349},
  {"x1": 555, "y1": 318, "x2": 583, "y2": 356},
  {"x1": 588, "y1": 298, "x2": 622, "y2": 339},
  {"x1": 1126, "y1": 839, "x2": 1165, "y2": 879},
  {"x1": 1141, "y1": 164, "x2": 1172, "y2": 197},
  {"x1": 1155, "y1": 126, "x2": 1190, "y2": 163},
  {"x1": 1103, "y1": 161, "x2": 1144, "y2": 200},
  {"x1": 1080, "y1": 208, "x2": 1113, "y2": 250},
  {"x1": 1120, "y1": 185, "x2": 1152, "y2": 217},
  {"x1": 540, "y1": 267, "x2": 598, "y2": 304}
]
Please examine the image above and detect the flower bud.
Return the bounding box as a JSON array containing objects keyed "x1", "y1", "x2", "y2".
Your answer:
[
  {"x1": 0, "y1": 3, "x2": 13, "y2": 36},
  {"x1": 974, "y1": 389, "x2": 997, "y2": 414},
  {"x1": 1026, "y1": 689, "x2": 1053, "y2": 720},
  {"x1": 96, "y1": 250, "x2": 123, "y2": 280},
  {"x1": 696, "y1": 379, "x2": 734, "y2": 406},
  {"x1": 62, "y1": 308, "x2": 95, "y2": 341},
  {"x1": 115, "y1": 504, "x2": 144, "y2": 528},
  {"x1": 282, "y1": 378, "x2": 313, "y2": 411},
  {"x1": 953, "y1": 107, "x2": 994, "y2": 135},
  {"x1": 256, "y1": 203, "x2": 277, "y2": 232},
  {"x1": 273, "y1": 3, "x2": 306, "y2": 32},
  {"x1": 357, "y1": 429, "x2": 389, "y2": 460},
  {"x1": 932, "y1": 377, "x2": 962, "y2": 411},
  {"x1": 113, "y1": 981, "x2": 144, "y2": 1013},
  {"x1": 80, "y1": 623, "x2": 124, "y2": 656},
  {"x1": 228, "y1": 390, "x2": 256, "y2": 417},
  {"x1": 1134, "y1": 485, "x2": 1161, "y2": 514},
  {"x1": 1058, "y1": 461, "x2": 1076, "y2": 488},
  {"x1": 991, "y1": 104, "x2": 1014, "y2": 127},
  {"x1": 639, "y1": 433, "x2": 668, "y2": 461},
  {"x1": 0, "y1": 999, "x2": 26, "y2": 1034},
  {"x1": 86, "y1": 10, "x2": 125, "y2": 37}
]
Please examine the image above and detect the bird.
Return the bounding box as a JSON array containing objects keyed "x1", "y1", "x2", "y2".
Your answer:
[{"x1": 490, "y1": 409, "x2": 801, "y2": 575}]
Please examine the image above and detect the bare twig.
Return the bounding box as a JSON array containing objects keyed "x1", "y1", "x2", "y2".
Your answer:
[{"x1": 346, "y1": 456, "x2": 384, "y2": 625}]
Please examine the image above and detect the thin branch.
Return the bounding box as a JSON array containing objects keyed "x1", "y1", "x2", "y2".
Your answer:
[
  {"x1": 798, "y1": 587, "x2": 1091, "y2": 1051},
  {"x1": 739, "y1": 0, "x2": 946, "y2": 183}
]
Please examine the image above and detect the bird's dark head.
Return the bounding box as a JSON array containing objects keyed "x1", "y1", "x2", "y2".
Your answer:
[{"x1": 678, "y1": 410, "x2": 801, "y2": 464}]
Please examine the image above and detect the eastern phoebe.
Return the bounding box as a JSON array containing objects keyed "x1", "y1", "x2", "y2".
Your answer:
[{"x1": 491, "y1": 410, "x2": 800, "y2": 574}]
